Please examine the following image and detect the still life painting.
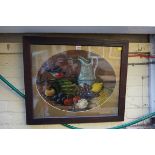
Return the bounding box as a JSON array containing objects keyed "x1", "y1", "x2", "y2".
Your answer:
[{"x1": 23, "y1": 36, "x2": 128, "y2": 124}]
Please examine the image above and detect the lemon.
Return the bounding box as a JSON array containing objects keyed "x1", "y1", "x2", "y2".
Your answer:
[{"x1": 91, "y1": 83, "x2": 103, "y2": 93}]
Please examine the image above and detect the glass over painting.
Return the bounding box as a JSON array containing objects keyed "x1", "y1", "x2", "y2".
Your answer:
[{"x1": 31, "y1": 45, "x2": 121, "y2": 118}]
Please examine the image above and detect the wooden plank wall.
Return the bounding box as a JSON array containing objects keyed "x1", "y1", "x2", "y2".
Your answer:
[{"x1": 0, "y1": 42, "x2": 151, "y2": 128}]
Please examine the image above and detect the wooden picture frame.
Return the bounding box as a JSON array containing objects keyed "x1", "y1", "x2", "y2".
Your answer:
[{"x1": 23, "y1": 36, "x2": 128, "y2": 125}]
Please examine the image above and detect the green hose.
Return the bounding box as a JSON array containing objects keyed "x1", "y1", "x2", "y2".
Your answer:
[
  {"x1": 0, "y1": 74, "x2": 155, "y2": 129},
  {"x1": 111, "y1": 112, "x2": 155, "y2": 129},
  {"x1": 0, "y1": 74, "x2": 25, "y2": 99},
  {"x1": 63, "y1": 124, "x2": 81, "y2": 129}
]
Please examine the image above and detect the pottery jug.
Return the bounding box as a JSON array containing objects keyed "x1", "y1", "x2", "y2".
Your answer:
[{"x1": 78, "y1": 56, "x2": 98, "y2": 86}]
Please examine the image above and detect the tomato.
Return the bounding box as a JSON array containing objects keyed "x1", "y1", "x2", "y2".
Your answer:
[
  {"x1": 64, "y1": 98, "x2": 73, "y2": 106},
  {"x1": 68, "y1": 98, "x2": 73, "y2": 104},
  {"x1": 73, "y1": 96, "x2": 80, "y2": 103},
  {"x1": 76, "y1": 96, "x2": 80, "y2": 100},
  {"x1": 64, "y1": 99, "x2": 70, "y2": 106},
  {"x1": 55, "y1": 72, "x2": 64, "y2": 78}
]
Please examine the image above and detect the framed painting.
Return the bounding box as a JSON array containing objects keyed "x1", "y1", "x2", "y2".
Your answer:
[{"x1": 23, "y1": 36, "x2": 128, "y2": 124}]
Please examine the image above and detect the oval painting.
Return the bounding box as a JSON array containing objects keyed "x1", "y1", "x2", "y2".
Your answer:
[{"x1": 36, "y1": 50, "x2": 116, "y2": 112}]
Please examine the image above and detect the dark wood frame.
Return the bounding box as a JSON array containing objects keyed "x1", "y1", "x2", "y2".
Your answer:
[
  {"x1": 151, "y1": 118, "x2": 155, "y2": 125},
  {"x1": 23, "y1": 36, "x2": 128, "y2": 125}
]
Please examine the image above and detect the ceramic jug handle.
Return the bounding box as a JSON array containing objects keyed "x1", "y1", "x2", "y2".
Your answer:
[{"x1": 91, "y1": 56, "x2": 98, "y2": 79}]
